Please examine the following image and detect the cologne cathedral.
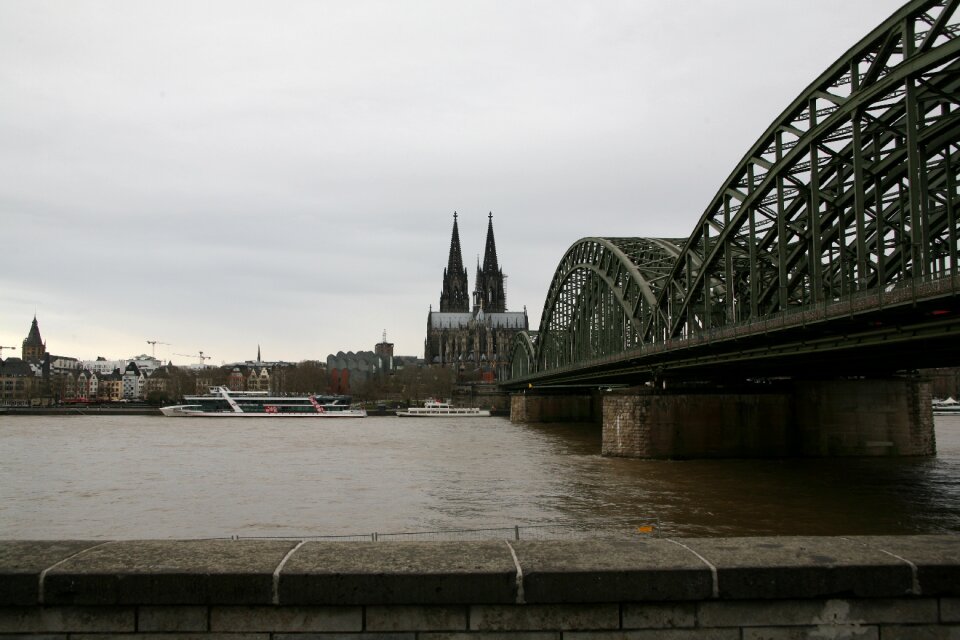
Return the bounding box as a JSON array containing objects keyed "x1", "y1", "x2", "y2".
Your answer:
[{"x1": 425, "y1": 213, "x2": 528, "y2": 380}]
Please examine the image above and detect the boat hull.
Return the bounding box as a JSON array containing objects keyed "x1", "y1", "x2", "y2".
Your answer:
[
  {"x1": 396, "y1": 409, "x2": 491, "y2": 417},
  {"x1": 160, "y1": 405, "x2": 366, "y2": 418}
]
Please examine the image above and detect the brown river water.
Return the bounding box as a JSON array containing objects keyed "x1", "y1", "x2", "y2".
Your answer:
[{"x1": 1, "y1": 414, "x2": 959, "y2": 539}]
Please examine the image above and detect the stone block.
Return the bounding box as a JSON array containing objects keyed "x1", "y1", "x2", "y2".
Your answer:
[
  {"x1": 622, "y1": 603, "x2": 697, "y2": 628},
  {"x1": 943, "y1": 598, "x2": 960, "y2": 622},
  {"x1": 469, "y1": 604, "x2": 618, "y2": 631},
  {"x1": 0, "y1": 541, "x2": 100, "y2": 605},
  {"x1": 43, "y1": 540, "x2": 298, "y2": 605},
  {"x1": 210, "y1": 605, "x2": 361, "y2": 632},
  {"x1": 366, "y1": 605, "x2": 467, "y2": 631},
  {"x1": 512, "y1": 539, "x2": 713, "y2": 602},
  {"x1": 71, "y1": 632, "x2": 271, "y2": 640},
  {"x1": 276, "y1": 635, "x2": 414, "y2": 640},
  {"x1": 850, "y1": 536, "x2": 960, "y2": 596},
  {"x1": 873, "y1": 627, "x2": 960, "y2": 640},
  {"x1": 681, "y1": 537, "x2": 913, "y2": 599},
  {"x1": 565, "y1": 632, "x2": 738, "y2": 640},
  {"x1": 278, "y1": 542, "x2": 517, "y2": 605},
  {"x1": 698, "y1": 599, "x2": 938, "y2": 627},
  {"x1": 71, "y1": 635, "x2": 268, "y2": 640},
  {"x1": 0, "y1": 606, "x2": 134, "y2": 633},
  {"x1": 742, "y1": 627, "x2": 878, "y2": 640},
  {"x1": 137, "y1": 605, "x2": 208, "y2": 631},
  {"x1": 421, "y1": 634, "x2": 559, "y2": 640}
]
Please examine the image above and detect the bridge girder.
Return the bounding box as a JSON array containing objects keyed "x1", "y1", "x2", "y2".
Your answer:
[
  {"x1": 510, "y1": 0, "x2": 960, "y2": 386},
  {"x1": 655, "y1": 0, "x2": 960, "y2": 342}
]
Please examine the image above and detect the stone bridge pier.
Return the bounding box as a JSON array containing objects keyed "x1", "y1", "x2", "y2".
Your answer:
[
  {"x1": 513, "y1": 378, "x2": 936, "y2": 458},
  {"x1": 601, "y1": 378, "x2": 935, "y2": 458},
  {"x1": 510, "y1": 390, "x2": 600, "y2": 424}
]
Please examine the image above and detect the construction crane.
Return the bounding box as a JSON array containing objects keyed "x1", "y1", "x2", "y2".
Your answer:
[
  {"x1": 174, "y1": 351, "x2": 211, "y2": 365},
  {"x1": 146, "y1": 340, "x2": 170, "y2": 358},
  {"x1": 0, "y1": 346, "x2": 17, "y2": 358}
]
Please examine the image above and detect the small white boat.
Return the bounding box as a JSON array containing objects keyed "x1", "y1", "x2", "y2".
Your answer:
[
  {"x1": 161, "y1": 386, "x2": 366, "y2": 418},
  {"x1": 933, "y1": 397, "x2": 960, "y2": 414},
  {"x1": 396, "y1": 399, "x2": 491, "y2": 417}
]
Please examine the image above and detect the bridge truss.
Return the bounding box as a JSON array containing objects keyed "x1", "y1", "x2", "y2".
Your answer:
[{"x1": 510, "y1": 0, "x2": 960, "y2": 385}]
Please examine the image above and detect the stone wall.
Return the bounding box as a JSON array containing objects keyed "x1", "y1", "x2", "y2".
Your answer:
[
  {"x1": 601, "y1": 378, "x2": 935, "y2": 459},
  {"x1": 1, "y1": 537, "x2": 958, "y2": 638},
  {"x1": 602, "y1": 391, "x2": 792, "y2": 458},
  {"x1": 510, "y1": 393, "x2": 597, "y2": 423},
  {"x1": 795, "y1": 378, "x2": 936, "y2": 456}
]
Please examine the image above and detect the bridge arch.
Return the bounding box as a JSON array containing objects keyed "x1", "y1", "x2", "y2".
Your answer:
[
  {"x1": 508, "y1": 331, "x2": 537, "y2": 379},
  {"x1": 649, "y1": 0, "x2": 960, "y2": 341},
  {"x1": 534, "y1": 237, "x2": 685, "y2": 371}
]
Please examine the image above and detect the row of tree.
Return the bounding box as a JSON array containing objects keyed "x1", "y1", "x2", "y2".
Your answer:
[{"x1": 145, "y1": 361, "x2": 458, "y2": 407}]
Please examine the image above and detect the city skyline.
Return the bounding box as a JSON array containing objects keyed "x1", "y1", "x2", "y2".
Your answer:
[{"x1": 1, "y1": 1, "x2": 905, "y2": 365}]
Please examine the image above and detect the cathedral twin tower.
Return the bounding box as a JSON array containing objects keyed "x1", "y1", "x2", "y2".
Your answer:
[
  {"x1": 426, "y1": 213, "x2": 528, "y2": 378},
  {"x1": 440, "y1": 212, "x2": 506, "y2": 314}
]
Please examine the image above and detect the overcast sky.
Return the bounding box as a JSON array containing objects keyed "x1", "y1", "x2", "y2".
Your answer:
[{"x1": 1, "y1": 0, "x2": 906, "y2": 366}]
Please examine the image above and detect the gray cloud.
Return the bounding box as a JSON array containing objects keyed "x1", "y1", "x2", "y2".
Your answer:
[{"x1": 0, "y1": 0, "x2": 905, "y2": 363}]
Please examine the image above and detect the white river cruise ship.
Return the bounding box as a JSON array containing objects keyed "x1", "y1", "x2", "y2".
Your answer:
[{"x1": 160, "y1": 386, "x2": 366, "y2": 418}]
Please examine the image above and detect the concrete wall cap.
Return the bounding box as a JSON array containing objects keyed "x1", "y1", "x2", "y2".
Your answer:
[
  {"x1": 278, "y1": 541, "x2": 518, "y2": 605},
  {"x1": 42, "y1": 539, "x2": 300, "y2": 605},
  {"x1": 512, "y1": 538, "x2": 715, "y2": 602},
  {"x1": 0, "y1": 536, "x2": 957, "y2": 607},
  {"x1": 679, "y1": 536, "x2": 919, "y2": 599},
  {"x1": 0, "y1": 540, "x2": 101, "y2": 605}
]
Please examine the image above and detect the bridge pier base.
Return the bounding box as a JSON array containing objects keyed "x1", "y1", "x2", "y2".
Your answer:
[
  {"x1": 510, "y1": 392, "x2": 598, "y2": 423},
  {"x1": 793, "y1": 378, "x2": 935, "y2": 457},
  {"x1": 602, "y1": 378, "x2": 935, "y2": 459}
]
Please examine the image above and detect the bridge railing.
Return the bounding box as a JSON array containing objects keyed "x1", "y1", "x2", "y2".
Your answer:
[{"x1": 516, "y1": 271, "x2": 959, "y2": 383}]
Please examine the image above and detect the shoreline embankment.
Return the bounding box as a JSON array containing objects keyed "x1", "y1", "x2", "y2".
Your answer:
[{"x1": 1, "y1": 536, "x2": 957, "y2": 636}]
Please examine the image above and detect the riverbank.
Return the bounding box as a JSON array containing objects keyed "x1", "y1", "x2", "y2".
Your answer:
[
  {"x1": 1, "y1": 406, "x2": 162, "y2": 416},
  {"x1": 1, "y1": 536, "x2": 957, "y2": 636},
  {"x1": 0, "y1": 407, "x2": 506, "y2": 417}
]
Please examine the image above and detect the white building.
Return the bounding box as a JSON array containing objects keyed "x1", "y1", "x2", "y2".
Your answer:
[
  {"x1": 82, "y1": 355, "x2": 162, "y2": 377},
  {"x1": 121, "y1": 363, "x2": 145, "y2": 399}
]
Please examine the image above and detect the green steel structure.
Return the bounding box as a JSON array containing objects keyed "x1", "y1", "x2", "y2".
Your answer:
[{"x1": 509, "y1": 0, "x2": 960, "y2": 386}]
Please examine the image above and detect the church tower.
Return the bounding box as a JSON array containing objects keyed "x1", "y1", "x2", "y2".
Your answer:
[
  {"x1": 473, "y1": 213, "x2": 507, "y2": 313},
  {"x1": 22, "y1": 315, "x2": 46, "y2": 362},
  {"x1": 439, "y1": 212, "x2": 470, "y2": 312}
]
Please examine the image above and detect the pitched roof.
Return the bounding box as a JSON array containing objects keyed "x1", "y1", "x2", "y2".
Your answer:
[{"x1": 23, "y1": 316, "x2": 43, "y2": 347}]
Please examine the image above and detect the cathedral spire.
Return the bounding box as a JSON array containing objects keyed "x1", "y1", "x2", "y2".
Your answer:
[
  {"x1": 481, "y1": 211, "x2": 499, "y2": 273},
  {"x1": 473, "y1": 212, "x2": 506, "y2": 313},
  {"x1": 439, "y1": 212, "x2": 470, "y2": 312},
  {"x1": 447, "y1": 212, "x2": 465, "y2": 276}
]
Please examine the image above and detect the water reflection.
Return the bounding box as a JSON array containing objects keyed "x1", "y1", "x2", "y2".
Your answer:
[{"x1": 519, "y1": 418, "x2": 960, "y2": 536}]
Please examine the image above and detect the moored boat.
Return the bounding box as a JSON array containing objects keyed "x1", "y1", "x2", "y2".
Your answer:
[
  {"x1": 160, "y1": 386, "x2": 366, "y2": 418},
  {"x1": 396, "y1": 399, "x2": 491, "y2": 417},
  {"x1": 933, "y1": 397, "x2": 960, "y2": 414}
]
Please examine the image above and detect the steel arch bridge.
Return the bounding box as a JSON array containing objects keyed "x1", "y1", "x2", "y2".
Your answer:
[{"x1": 508, "y1": 0, "x2": 960, "y2": 387}]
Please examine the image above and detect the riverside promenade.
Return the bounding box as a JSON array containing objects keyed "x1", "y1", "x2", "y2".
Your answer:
[{"x1": 1, "y1": 536, "x2": 958, "y2": 637}]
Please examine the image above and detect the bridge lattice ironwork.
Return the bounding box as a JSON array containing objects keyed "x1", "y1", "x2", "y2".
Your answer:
[{"x1": 510, "y1": 0, "x2": 960, "y2": 385}]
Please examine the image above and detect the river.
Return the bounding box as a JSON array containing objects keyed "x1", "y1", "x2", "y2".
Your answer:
[{"x1": 1, "y1": 414, "x2": 959, "y2": 539}]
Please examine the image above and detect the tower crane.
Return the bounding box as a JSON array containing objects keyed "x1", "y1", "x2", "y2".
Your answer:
[
  {"x1": 146, "y1": 340, "x2": 170, "y2": 358},
  {"x1": 0, "y1": 346, "x2": 17, "y2": 358},
  {"x1": 174, "y1": 351, "x2": 211, "y2": 365}
]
